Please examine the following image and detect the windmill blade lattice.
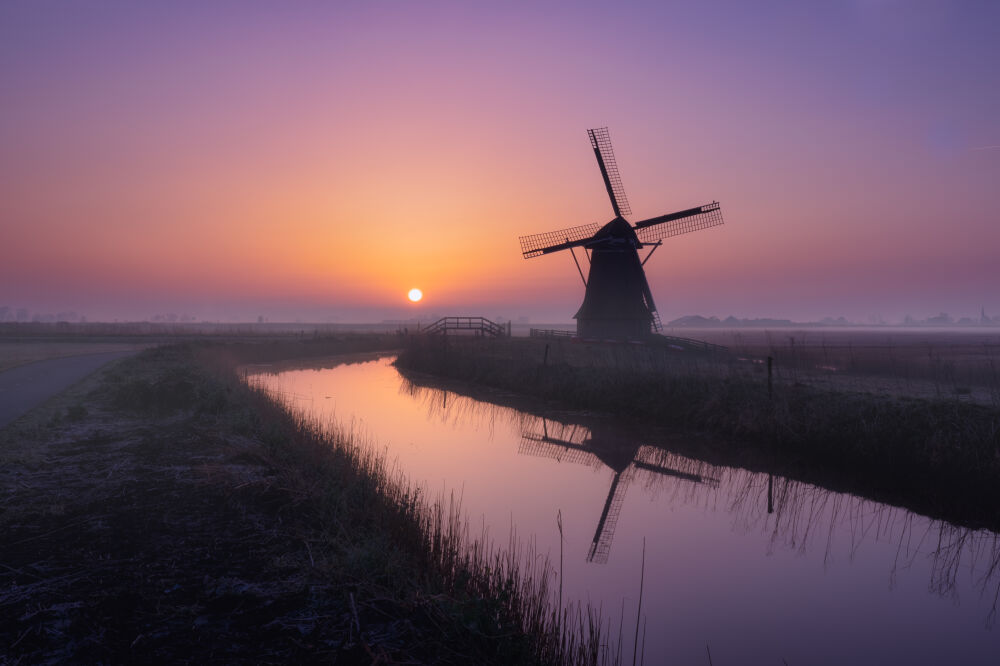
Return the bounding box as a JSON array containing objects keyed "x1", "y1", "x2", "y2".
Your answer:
[
  {"x1": 519, "y1": 222, "x2": 600, "y2": 258},
  {"x1": 634, "y1": 202, "x2": 724, "y2": 245},
  {"x1": 587, "y1": 467, "x2": 636, "y2": 564},
  {"x1": 519, "y1": 434, "x2": 603, "y2": 468},
  {"x1": 588, "y1": 127, "x2": 631, "y2": 217}
]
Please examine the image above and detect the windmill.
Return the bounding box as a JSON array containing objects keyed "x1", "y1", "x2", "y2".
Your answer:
[
  {"x1": 518, "y1": 128, "x2": 724, "y2": 340},
  {"x1": 520, "y1": 419, "x2": 715, "y2": 564}
]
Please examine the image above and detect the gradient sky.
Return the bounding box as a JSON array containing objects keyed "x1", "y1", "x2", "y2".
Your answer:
[{"x1": 2, "y1": 1, "x2": 998, "y2": 323}]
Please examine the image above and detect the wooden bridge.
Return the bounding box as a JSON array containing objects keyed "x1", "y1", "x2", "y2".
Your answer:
[
  {"x1": 422, "y1": 316, "x2": 509, "y2": 337},
  {"x1": 529, "y1": 328, "x2": 574, "y2": 339}
]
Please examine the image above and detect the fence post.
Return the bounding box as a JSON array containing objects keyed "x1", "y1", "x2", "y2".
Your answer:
[{"x1": 767, "y1": 356, "x2": 773, "y2": 399}]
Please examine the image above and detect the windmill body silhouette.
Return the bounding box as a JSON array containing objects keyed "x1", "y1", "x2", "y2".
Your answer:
[{"x1": 519, "y1": 128, "x2": 724, "y2": 340}]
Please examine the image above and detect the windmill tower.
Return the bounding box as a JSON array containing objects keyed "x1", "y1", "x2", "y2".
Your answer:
[{"x1": 519, "y1": 128, "x2": 724, "y2": 340}]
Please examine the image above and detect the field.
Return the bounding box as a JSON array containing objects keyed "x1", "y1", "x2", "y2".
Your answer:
[{"x1": 677, "y1": 327, "x2": 1000, "y2": 405}]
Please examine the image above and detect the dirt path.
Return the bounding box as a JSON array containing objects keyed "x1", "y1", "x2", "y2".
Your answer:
[{"x1": 0, "y1": 352, "x2": 136, "y2": 429}]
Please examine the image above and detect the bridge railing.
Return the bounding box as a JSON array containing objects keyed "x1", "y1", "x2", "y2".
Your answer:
[
  {"x1": 655, "y1": 334, "x2": 729, "y2": 353},
  {"x1": 422, "y1": 316, "x2": 507, "y2": 337},
  {"x1": 529, "y1": 328, "x2": 574, "y2": 339}
]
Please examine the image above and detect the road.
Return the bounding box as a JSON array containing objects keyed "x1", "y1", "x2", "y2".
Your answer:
[{"x1": 0, "y1": 351, "x2": 135, "y2": 428}]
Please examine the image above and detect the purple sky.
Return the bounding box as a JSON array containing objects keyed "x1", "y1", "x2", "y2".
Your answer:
[{"x1": 2, "y1": 1, "x2": 998, "y2": 323}]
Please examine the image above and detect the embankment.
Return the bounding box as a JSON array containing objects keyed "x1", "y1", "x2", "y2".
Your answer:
[
  {"x1": 0, "y1": 336, "x2": 610, "y2": 664},
  {"x1": 395, "y1": 336, "x2": 1000, "y2": 530}
]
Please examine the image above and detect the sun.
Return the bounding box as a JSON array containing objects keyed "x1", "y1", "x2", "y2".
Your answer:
[{"x1": 407, "y1": 288, "x2": 423, "y2": 303}]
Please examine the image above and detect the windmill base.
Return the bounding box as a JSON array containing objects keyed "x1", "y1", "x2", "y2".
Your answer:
[{"x1": 576, "y1": 317, "x2": 652, "y2": 341}]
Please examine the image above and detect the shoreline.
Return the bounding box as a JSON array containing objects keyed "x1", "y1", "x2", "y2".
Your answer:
[
  {"x1": 1, "y1": 337, "x2": 611, "y2": 664},
  {"x1": 395, "y1": 335, "x2": 1000, "y2": 532}
]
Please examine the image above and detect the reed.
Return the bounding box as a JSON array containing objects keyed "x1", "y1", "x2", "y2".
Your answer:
[{"x1": 201, "y1": 341, "x2": 620, "y2": 664}]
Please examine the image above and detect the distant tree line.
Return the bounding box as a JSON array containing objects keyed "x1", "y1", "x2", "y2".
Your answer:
[
  {"x1": 668, "y1": 311, "x2": 998, "y2": 327},
  {"x1": 0, "y1": 306, "x2": 80, "y2": 323}
]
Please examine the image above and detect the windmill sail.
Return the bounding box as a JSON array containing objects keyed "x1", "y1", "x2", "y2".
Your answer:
[
  {"x1": 634, "y1": 202, "x2": 724, "y2": 244},
  {"x1": 519, "y1": 434, "x2": 603, "y2": 468},
  {"x1": 588, "y1": 127, "x2": 631, "y2": 218},
  {"x1": 587, "y1": 470, "x2": 629, "y2": 564},
  {"x1": 519, "y1": 222, "x2": 601, "y2": 259},
  {"x1": 517, "y1": 127, "x2": 724, "y2": 341}
]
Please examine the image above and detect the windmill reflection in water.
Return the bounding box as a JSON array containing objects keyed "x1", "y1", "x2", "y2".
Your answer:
[
  {"x1": 399, "y1": 376, "x2": 1000, "y2": 620},
  {"x1": 520, "y1": 419, "x2": 719, "y2": 563}
]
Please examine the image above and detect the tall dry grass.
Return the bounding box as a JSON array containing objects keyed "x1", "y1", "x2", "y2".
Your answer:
[{"x1": 213, "y1": 341, "x2": 620, "y2": 665}]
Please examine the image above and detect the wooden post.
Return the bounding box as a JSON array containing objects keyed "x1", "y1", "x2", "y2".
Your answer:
[
  {"x1": 543, "y1": 343, "x2": 550, "y2": 367},
  {"x1": 767, "y1": 474, "x2": 773, "y2": 514},
  {"x1": 767, "y1": 356, "x2": 773, "y2": 399}
]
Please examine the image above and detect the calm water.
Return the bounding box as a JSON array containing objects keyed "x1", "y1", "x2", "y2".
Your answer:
[{"x1": 249, "y1": 355, "x2": 1000, "y2": 665}]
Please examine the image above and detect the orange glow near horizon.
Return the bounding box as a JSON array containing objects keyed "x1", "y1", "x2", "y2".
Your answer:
[{"x1": 2, "y1": 3, "x2": 998, "y2": 322}]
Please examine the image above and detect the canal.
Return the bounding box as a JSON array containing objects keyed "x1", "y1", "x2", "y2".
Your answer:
[{"x1": 248, "y1": 354, "x2": 999, "y2": 665}]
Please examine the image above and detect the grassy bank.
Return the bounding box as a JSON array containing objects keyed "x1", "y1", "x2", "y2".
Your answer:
[
  {"x1": 1, "y1": 336, "x2": 612, "y2": 664},
  {"x1": 395, "y1": 336, "x2": 1000, "y2": 530}
]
